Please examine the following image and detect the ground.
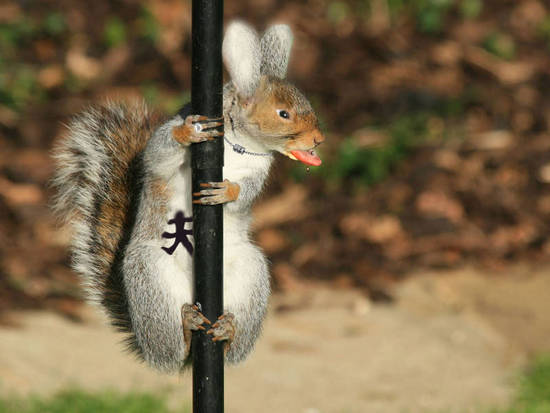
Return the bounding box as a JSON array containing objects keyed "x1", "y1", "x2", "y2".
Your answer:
[{"x1": 1, "y1": 265, "x2": 549, "y2": 413}]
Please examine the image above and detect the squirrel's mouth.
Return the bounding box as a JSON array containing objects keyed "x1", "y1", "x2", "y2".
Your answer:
[{"x1": 285, "y1": 149, "x2": 322, "y2": 166}]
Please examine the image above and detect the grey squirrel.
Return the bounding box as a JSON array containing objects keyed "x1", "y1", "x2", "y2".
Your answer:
[{"x1": 51, "y1": 21, "x2": 324, "y2": 372}]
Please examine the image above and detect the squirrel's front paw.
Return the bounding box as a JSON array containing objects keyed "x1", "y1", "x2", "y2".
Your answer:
[
  {"x1": 181, "y1": 304, "x2": 211, "y2": 359},
  {"x1": 172, "y1": 115, "x2": 223, "y2": 146},
  {"x1": 193, "y1": 179, "x2": 240, "y2": 205},
  {"x1": 207, "y1": 312, "x2": 235, "y2": 354}
]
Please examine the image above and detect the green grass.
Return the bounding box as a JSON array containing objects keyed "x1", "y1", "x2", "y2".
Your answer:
[
  {"x1": 0, "y1": 6, "x2": 160, "y2": 112},
  {"x1": 136, "y1": 6, "x2": 160, "y2": 44},
  {"x1": 0, "y1": 389, "x2": 190, "y2": 413},
  {"x1": 295, "y1": 89, "x2": 474, "y2": 189},
  {"x1": 0, "y1": 356, "x2": 548, "y2": 412},
  {"x1": 500, "y1": 355, "x2": 550, "y2": 413},
  {"x1": 483, "y1": 32, "x2": 516, "y2": 61},
  {"x1": 428, "y1": 356, "x2": 550, "y2": 412},
  {"x1": 103, "y1": 17, "x2": 127, "y2": 48},
  {"x1": 381, "y1": 0, "x2": 483, "y2": 33},
  {"x1": 538, "y1": 16, "x2": 550, "y2": 50},
  {"x1": 300, "y1": 111, "x2": 431, "y2": 189}
]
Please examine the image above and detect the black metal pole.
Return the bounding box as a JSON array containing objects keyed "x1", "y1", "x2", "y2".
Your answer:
[{"x1": 190, "y1": 1, "x2": 224, "y2": 413}]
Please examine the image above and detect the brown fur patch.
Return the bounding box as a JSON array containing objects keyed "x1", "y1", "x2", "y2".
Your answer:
[
  {"x1": 226, "y1": 181, "x2": 240, "y2": 202},
  {"x1": 248, "y1": 76, "x2": 319, "y2": 140},
  {"x1": 172, "y1": 124, "x2": 192, "y2": 145},
  {"x1": 97, "y1": 202, "x2": 125, "y2": 253},
  {"x1": 284, "y1": 127, "x2": 325, "y2": 152},
  {"x1": 93, "y1": 101, "x2": 161, "y2": 276},
  {"x1": 136, "y1": 178, "x2": 170, "y2": 238},
  {"x1": 150, "y1": 177, "x2": 170, "y2": 206}
]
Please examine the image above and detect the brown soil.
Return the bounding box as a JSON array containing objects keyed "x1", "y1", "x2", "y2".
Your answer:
[
  {"x1": 5, "y1": 0, "x2": 550, "y2": 318},
  {"x1": 1, "y1": 265, "x2": 549, "y2": 413}
]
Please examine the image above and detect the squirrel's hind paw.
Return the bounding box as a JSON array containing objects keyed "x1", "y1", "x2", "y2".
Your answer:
[
  {"x1": 172, "y1": 115, "x2": 223, "y2": 146},
  {"x1": 207, "y1": 312, "x2": 236, "y2": 355},
  {"x1": 181, "y1": 304, "x2": 211, "y2": 359}
]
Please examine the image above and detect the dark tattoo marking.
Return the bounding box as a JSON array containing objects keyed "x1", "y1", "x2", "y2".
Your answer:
[{"x1": 161, "y1": 211, "x2": 193, "y2": 255}]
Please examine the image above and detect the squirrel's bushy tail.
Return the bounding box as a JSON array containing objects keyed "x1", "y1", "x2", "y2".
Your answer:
[{"x1": 51, "y1": 100, "x2": 162, "y2": 332}]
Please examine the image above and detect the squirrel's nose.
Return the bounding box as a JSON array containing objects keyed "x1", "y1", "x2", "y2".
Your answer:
[{"x1": 313, "y1": 132, "x2": 325, "y2": 146}]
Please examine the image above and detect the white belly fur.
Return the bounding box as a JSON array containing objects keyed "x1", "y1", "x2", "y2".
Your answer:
[{"x1": 157, "y1": 158, "x2": 266, "y2": 315}]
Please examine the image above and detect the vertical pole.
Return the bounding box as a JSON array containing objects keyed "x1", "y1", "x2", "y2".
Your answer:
[{"x1": 191, "y1": 1, "x2": 224, "y2": 413}]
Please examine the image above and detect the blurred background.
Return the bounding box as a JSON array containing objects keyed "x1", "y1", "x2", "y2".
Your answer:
[{"x1": 1, "y1": 0, "x2": 550, "y2": 412}]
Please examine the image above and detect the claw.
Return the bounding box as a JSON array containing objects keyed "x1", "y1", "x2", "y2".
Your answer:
[
  {"x1": 193, "y1": 179, "x2": 240, "y2": 205},
  {"x1": 172, "y1": 115, "x2": 223, "y2": 146},
  {"x1": 195, "y1": 121, "x2": 223, "y2": 130},
  {"x1": 181, "y1": 303, "x2": 212, "y2": 360},
  {"x1": 193, "y1": 188, "x2": 225, "y2": 197},
  {"x1": 193, "y1": 196, "x2": 226, "y2": 205},
  {"x1": 211, "y1": 336, "x2": 226, "y2": 342},
  {"x1": 206, "y1": 312, "x2": 235, "y2": 353},
  {"x1": 191, "y1": 305, "x2": 211, "y2": 325},
  {"x1": 192, "y1": 116, "x2": 222, "y2": 123},
  {"x1": 200, "y1": 181, "x2": 225, "y2": 188}
]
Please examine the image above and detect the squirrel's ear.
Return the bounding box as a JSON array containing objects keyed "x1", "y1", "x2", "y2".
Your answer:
[
  {"x1": 260, "y1": 24, "x2": 293, "y2": 79},
  {"x1": 223, "y1": 21, "x2": 261, "y2": 99}
]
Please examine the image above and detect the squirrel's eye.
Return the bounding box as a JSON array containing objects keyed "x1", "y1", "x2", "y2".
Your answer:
[{"x1": 277, "y1": 110, "x2": 290, "y2": 119}]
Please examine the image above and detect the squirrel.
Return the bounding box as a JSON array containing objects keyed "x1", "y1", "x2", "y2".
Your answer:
[{"x1": 51, "y1": 21, "x2": 325, "y2": 373}]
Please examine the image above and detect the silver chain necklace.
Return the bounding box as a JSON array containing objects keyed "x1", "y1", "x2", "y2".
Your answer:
[{"x1": 225, "y1": 113, "x2": 271, "y2": 157}]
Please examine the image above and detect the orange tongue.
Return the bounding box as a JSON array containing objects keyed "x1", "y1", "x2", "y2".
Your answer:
[{"x1": 290, "y1": 150, "x2": 322, "y2": 166}]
